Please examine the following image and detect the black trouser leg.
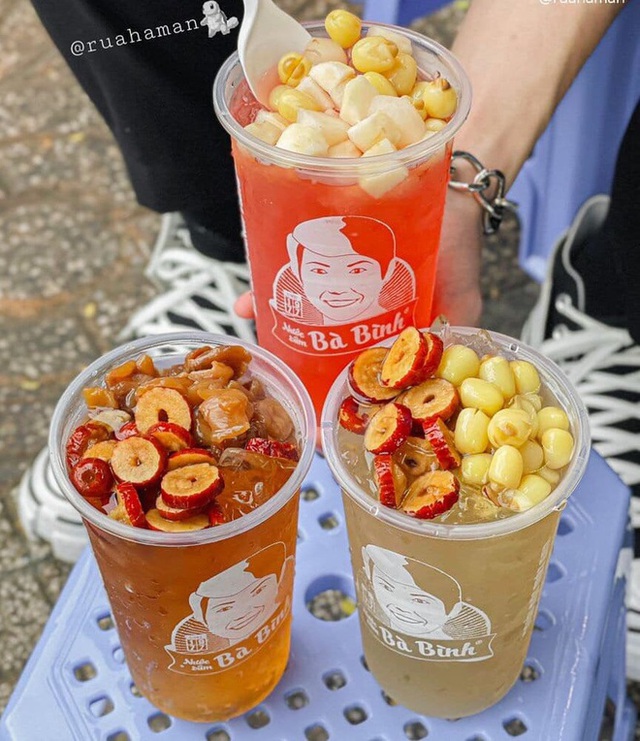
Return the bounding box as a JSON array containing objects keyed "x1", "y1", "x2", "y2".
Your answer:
[
  {"x1": 573, "y1": 99, "x2": 640, "y2": 341},
  {"x1": 31, "y1": 0, "x2": 245, "y2": 260}
]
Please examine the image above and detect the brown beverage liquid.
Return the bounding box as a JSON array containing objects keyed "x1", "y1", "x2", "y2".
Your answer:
[
  {"x1": 87, "y1": 475, "x2": 299, "y2": 723},
  {"x1": 55, "y1": 338, "x2": 315, "y2": 724}
]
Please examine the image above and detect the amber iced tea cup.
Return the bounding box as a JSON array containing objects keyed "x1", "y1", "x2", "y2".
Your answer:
[
  {"x1": 50, "y1": 333, "x2": 316, "y2": 722},
  {"x1": 321, "y1": 328, "x2": 590, "y2": 718}
]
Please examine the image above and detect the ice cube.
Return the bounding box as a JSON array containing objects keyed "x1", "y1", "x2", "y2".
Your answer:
[{"x1": 217, "y1": 448, "x2": 297, "y2": 519}]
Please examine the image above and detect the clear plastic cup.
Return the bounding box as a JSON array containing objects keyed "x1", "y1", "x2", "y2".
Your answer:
[
  {"x1": 49, "y1": 332, "x2": 315, "y2": 722},
  {"x1": 214, "y1": 22, "x2": 471, "y2": 418},
  {"x1": 321, "y1": 327, "x2": 590, "y2": 718}
]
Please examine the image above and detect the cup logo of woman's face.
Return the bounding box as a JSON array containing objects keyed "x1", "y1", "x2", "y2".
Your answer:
[
  {"x1": 173, "y1": 542, "x2": 291, "y2": 650},
  {"x1": 167, "y1": 544, "x2": 295, "y2": 674},
  {"x1": 202, "y1": 573, "x2": 278, "y2": 641},
  {"x1": 287, "y1": 216, "x2": 402, "y2": 325},
  {"x1": 300, "y1": 250, "x2": 386, "y2": 323},
  {"x1": 358, "y1": 546, "x2": 495, "y2": 662},
  {"x1": 371, "y1": 568, "x2": 450, "y2": 636},
  {"x1": 361, "y1": 544, "x2": 493, "y2": 640}
]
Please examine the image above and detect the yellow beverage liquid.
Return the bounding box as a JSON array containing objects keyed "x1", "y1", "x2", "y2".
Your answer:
[{"x1": 323, "y1": 327, "x2": 589, "y2": 718}]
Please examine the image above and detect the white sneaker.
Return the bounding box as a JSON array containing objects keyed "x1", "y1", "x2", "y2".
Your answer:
[
  {"x1": 627, "y1": 561, "x2": 640, "y2": 681},
  {"x1": 522, "y1": 195, "x2": 640, "y2": 679},
  {"x1": 119, "y1": 212, "x2": 255, "y2": 342},
  {"x1": 528, "y1": 300, "x2": 640, "y2": 491},
  {"x1": 18, "y1": 447, "x2": 86, "y2": 563},
  {"x1": 18, "y1": 213, "x2": 255, "y2": 563}
]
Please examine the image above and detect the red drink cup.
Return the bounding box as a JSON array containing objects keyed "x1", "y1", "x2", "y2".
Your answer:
[{"x1": 214, "y1": 22, "x2": 471, "y2": 417}]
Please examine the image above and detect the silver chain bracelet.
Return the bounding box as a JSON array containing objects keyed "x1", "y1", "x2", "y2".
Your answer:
[{"x1": 449, "y1": 151, "x2": 518, "y2": 235}]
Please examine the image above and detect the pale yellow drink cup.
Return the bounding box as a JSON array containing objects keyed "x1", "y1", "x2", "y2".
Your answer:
[{"x1": 321, "y1": 327, "x2": 590, "y2": 718}]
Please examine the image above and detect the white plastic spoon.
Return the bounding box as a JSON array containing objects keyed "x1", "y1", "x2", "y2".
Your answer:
[{"x1": 239, "y1": 0, "x2": 312, "y2": 105}]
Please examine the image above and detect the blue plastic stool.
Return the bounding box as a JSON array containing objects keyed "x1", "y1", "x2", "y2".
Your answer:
[
  {"x1": 0, "y1": 451, "x2": 635, "y2": 740},
  {"x1": 509, "y1": 0, "x2": 640, "y2": 281},
  {"x1": 363, "y1": 0, "x2": 452, "y2": 26}
]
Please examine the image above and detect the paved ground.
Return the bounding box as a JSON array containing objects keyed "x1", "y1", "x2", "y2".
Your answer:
[{"x1": 0, "y1": 0, "x2": 631, "y2": 736}]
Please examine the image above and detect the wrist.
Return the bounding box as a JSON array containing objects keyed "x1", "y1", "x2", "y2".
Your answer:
[
  {"x1": 452, "y1": 125, "x2": 524, "y2": 191},
  {"x1": 447, "y1": 185, "x2": 484, "y2": 223}
]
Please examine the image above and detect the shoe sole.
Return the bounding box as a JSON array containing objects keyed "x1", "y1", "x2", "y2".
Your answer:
[
  {"x1": 18, "y1": 447, "x2": 87, "y2": 564},
  {"x1": 627, "y1": 628, "x2": 640, "y2": 682}
]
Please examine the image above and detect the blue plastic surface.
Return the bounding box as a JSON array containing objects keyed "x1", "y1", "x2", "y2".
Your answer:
[
  {"x1": 363, "y1": 0, "x2": 452, "y2": 26},
  {"x1": 509, "y1": 0, "x2": 640, "y2": 281},
  {"x1": 1, "y1": 451, "x2": 635, "y2": 741}
]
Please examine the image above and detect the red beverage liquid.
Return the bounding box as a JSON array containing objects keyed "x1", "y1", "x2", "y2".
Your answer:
[
  {"x1": 215, "y1": 23, "x2": 470, "y2": 418},
  {"x1": 232, "y1": 136, "x2": 452, "y2": 417}
]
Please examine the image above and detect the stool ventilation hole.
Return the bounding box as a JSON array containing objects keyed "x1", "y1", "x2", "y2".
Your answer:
[
  {"x1": 245, "y1": 709, "x2": 270, "y2": 729},
  {"x1": 147, "y1": 712, "x2": 171, "y2": 732},
  {"x1": 323, "y1": 669, "x2": 347, "y2": 690},
  {"x1": 302, "y1": 487, "x2": 320, "y2": 501},
  {"x1": 305, "y1": 575, "x2": 356, "y2": 622},
  {"x1": 381, "y1": 690, "x2": 397, "y2": 706},
  {"x1": 305, "y1": 724, "x2": 329, "y2": 741},
  {"x1": 404, "y1": 720, "x2": 429, "y2": 739},
  {"x1": 545, "y1": 562, "x2": 565, "y2": 583},
  {"x1": 73, "y1": 662, "x2": 97, "y2": 682},
  {"x1": 97, "y1": 614, "x2": 114, "y2": 631},
  {"x1": 318, "y1": 513, "x2": 339, "y2": 530},
  {"x1": 503, "y1": 716, "x2": 528, "y2": 736},
  {"x1": 284, "y1": 689, "x2": 309, "y2": 709},
  {"x1": 557, "y1": 517, "x2": 575, "y2": 536},
  {"x1": 520, "y1": 663, "x2": 541, "y2": 682},
  {"x1": 344, "y1": 705, "x2": 368, "y2": 725},
  {"x1": 534, "y1": 609, "x2": 555, "y2": 631},
  {"x1": 89, "y1": 695, "x2": 114, "y2": 718},
  {"x1": 205, "y1": 730, "x2": 230, "y2": 741}
]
